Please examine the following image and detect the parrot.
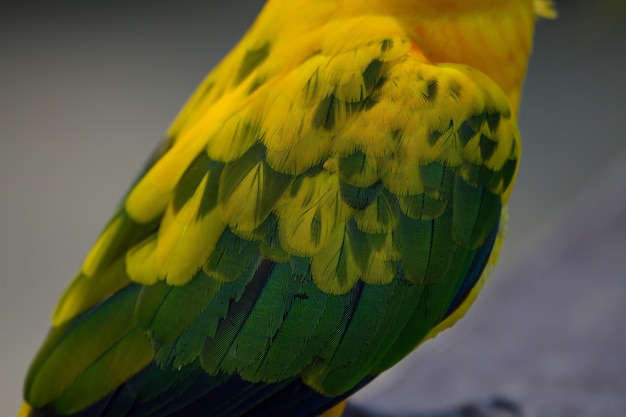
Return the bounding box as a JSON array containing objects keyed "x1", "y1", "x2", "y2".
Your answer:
[{"x1": 19, "y1": 1, "x2": 556, "y2": 416}]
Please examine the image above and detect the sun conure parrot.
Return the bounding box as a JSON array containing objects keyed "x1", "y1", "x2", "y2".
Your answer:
[{"x1": 19, "y1": 1, "x2": 556, "y2": 416}]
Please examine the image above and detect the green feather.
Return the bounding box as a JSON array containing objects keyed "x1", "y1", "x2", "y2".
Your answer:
[
  {"x1": 419, "y1": 162, "x2": 447, "y2": 195},
  {"x1": 452, "y1": 176, "x2": 500, "y2": 248},
  {"x1": 26, "y1": 286, "x2": 145, "y2": 408},
  {"x1": 173, "y1": 151, "x2": 215, "y2": 213},
  {"x1": 89, "y1": 211, "x2": 159, "y2": 275},
  {"x1": 372, "y1": 285, "x2": 446, "y2": 373},
  {"x1": 362, "y1": 59, "x2": 384, "y2": 93},
  {"x1": 256, "y1": 278, "x2": 329, "y2": 380},
  {"x1": 398, "y1": 193, "x2": 447, "y2": 219},
  {"x1": 339, "y1": 180, "x2": 382, "y2": 210},
  {"x1": 236, "y1": 43, "x2": 270, "y2": 85},
  {"x1": 338, "y1": 151, "x2": 379, "y2": 187},
  {"x1": 220, "y1": 262, "x2": 302, "y2": 376},
  {"x1": 200, "y1": 261, "x2": 272, "y2": 374},
  {"x1": 53, "y1": 257, "x2": 130, "y2": 327},
  {"x1": 301, "y1": 282, "x2": 363, "y2": 394},
  {"x1": 354, "y1": 189, "x2": 399, "y2": 233},
  {"x1": 203, "y1": 228, "x2": 261, "y2": 281},
  {"x1": 136, "y1": 282, "x2": 172, "y2": 334},
  {"x1": 425, "y1": 206, "x2": 456, "y2": 282},
  {"x1": 53, "y1": 327, "x2": 152, "y2": 415},
  {"x1": 393, "y1": 214, "x2": 433, "y2": 284},
  {"x1": 146, "y1": 278, "x2": 221, "y2": 345},
  {"x1": 363, "y1": 279, "x2": 425, "y2": 371},
  {"x1": 284, "y1": 287, "x2": 354, "y2": 379},
  {"x1": 310, "y1": 281, "x2": 397, "y2": 394},
  {"x1": 219, "y1": 144, "x2": 291, "y2": 231}
]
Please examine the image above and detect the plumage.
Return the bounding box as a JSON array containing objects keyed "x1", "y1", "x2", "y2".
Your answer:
[{"x1": 19, "y1": 1, "x2": 555, "y2": 416}]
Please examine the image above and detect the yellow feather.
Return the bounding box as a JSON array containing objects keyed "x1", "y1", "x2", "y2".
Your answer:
[
  {"x1": 125, "y1": 141, "x2": 205, "y2": 223},
  {"x1": 265, "y1": 131, "x2": 332, "y2": 175},
  {"x1": 17, "y1": 403, "x2": 32, "y2": 417},
  {"x1": 317, "y1": 401, "x2": 347, "y2": 417},
  {"x1": 81, "y1": 216, "x2": 123, "y2": 277},
  {"x1": 310, "y1": 227, "x2": 359, "y2": 294},
  {"x1": 367, "y1": 232, "x2": 401, "y2": 261},
  {"x1": 126, "y1": 235, "x2": 159, "y2": 285},
  {"x1": 156, "y1": 184, "x2": 226, "y2": 285},
  {"x1": 535, "y1": 0, "x2": 558, "y2": 18},
  {"x1": 379, "y1": 161, "x2": 425, "y2": 196},
  {"x1": 220, "y1": 160, "x2": 287, "y2": 233},
  {"x1": 205, "y1": 117, "x2": 261, "y2": 163},
  {"x1": 277, "y1": 172, "x2": 349, "y2": 256},
  {"x1": 361, "y1": 256, "x2": 395, "y2": 286},
  {"x1": 354, "y1": 192, "x2": 399, "y2": 234}
]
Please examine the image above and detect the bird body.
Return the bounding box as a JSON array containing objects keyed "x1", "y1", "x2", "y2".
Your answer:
[{"x1": 20, "y1": 1, "x2": 555, "y2": 416}]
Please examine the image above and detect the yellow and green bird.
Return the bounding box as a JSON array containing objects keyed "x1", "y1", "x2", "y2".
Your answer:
[{"x1": 19, "y1": 1, "x2": 555, "y2": 416}]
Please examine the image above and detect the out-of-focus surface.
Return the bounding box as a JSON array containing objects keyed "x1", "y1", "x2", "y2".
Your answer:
[{"x1": 1, "y1": 1, "x2": 625, "y2": 416}]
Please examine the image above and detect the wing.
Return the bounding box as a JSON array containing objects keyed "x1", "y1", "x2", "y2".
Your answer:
[{"x1": 23, "y1": 34, "x2": 519, "y2": 417}]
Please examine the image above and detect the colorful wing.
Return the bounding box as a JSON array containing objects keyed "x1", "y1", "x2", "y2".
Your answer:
[{"x1": 23, "y1": 34, "x2": 519, "y2": 417}]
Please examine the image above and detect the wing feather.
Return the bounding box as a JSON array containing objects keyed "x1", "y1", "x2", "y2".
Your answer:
[{"x1": 25, "y1": 31, "x2": 518, "y2": 416}]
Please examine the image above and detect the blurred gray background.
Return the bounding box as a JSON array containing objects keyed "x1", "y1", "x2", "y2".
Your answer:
[{"x1": 1, "y1": 1, "x2": 625, "y2": 416}]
